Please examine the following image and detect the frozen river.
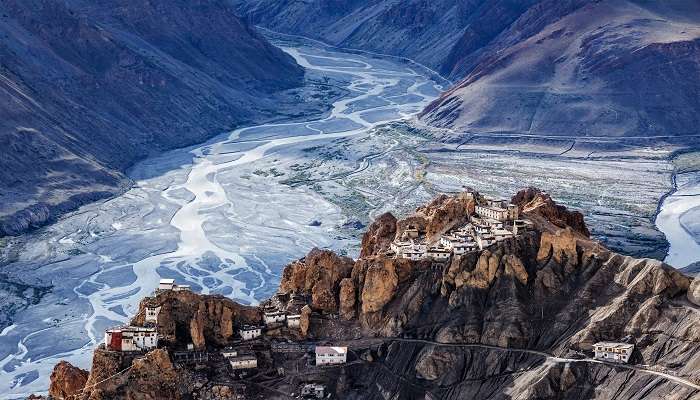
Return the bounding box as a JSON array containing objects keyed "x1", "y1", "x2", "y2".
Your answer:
[
  {"x1": 656, "y1": 171, "x2": 700, "y2": 268},
  {"x1": 0, "y1": 40, "x2": 442, "y2": 397}
]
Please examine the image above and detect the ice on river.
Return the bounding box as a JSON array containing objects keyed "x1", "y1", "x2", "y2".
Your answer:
[
  {"x1": 0, "y1": 40, "x2": 441, "y2": 398},
  {"x1": 656, "y1": 171, "x2": 700, "y2": 268}
]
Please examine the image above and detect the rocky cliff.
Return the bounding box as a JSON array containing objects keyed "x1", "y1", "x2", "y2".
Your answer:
[
  {"x1": 40, "y1": 189, "x2": 700, "y2": 399},
  {"x1": 0, "y1": 0, "x2": 305, "y2": 236}
]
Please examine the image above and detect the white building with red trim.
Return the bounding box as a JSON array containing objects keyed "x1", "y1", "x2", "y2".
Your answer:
[{"x1": 104, "y1": 326, "x2": 158, "y2": 352}]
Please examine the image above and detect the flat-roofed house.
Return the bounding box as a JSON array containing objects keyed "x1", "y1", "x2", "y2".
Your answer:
[
  {"x1": 315, "y1": 346, "x2": 347, "y2": 365},
  {"x1": 239, "y1": 325, "x2": 262, "y2": 341},
  {"x1": 145, "y1": 306, "x2": 161, "y2": 324},
  {"x1": 221, "y1": 347, "x2": 238, "y2": 359},
  {"x1": 287, "y1": 314, "x2": 301, "y2": 329},
  {"x1": 158, "y1": 279, "x2": 175, "y2": 291},
  {"x1": 105, "y1": 326, "x2": 158, "y2": 352},
  {"x1": 593, "y1": 342, "x2": 634, "y2": 363},
  {"x1": 264, "y1": 310, "x2": 286, "y2": 325},
  {"x1": 427, "y1": 247, "x2": 451, "y2": 261},
  {"x1": 229, "y1": 355, "x2": 258, "y2": 370}
]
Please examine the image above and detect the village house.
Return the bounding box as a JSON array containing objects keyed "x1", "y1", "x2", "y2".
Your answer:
[
  {"x1": 145, "y1": 305, "x2": 161, "y2": 324},
  {"x1": 401, "y1": 225, "x2": 420, "y2": 240},
  {"x1": 104, "y1": 326, "x2": 158, "y2": 352},
  {"x1": 229, "y1": 354, "x2": 258, "y2": 370},
  {"x1": 264, "y1": 310, "x2": 287, "y2": 325},
  {"x1": 593, "y1": 342, "x2": 634, "y2": 364},
  {"x1": 301, "y1": 383, "x2": 326, "y2": 399},
  {"x1": 492, "y1": 228, "x2": 515, "y2": 242},
  {"x1": 157, "y1": 278, "x2": 191, "y2": 292},
  {"x1": 221, "y1": 347, "x2": 238, "y2": 359},
  {"x1": 239, "y1": 325, "x2": 262, "y2": 341},
  {"x1": 287, "y1": 313, "x2": 301, "y2": 329},
  {"x1": 427, "y1": 247, "x2": 451, "y2": 261},
  {"x1": 512, "y1": 219, "x2": 534, "y2": 234},
  {"x1": 475, "y1": 198, "x2": 519, "y2": 222},
  {"x1": 315, "y1": 346, "x2": 347, "y2": 366},
  {"x1": 477, "y1": 233, "x2": 496, "y2": 250}
]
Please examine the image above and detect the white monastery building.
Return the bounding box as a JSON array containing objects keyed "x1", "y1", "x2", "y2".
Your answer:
[
  {"x1": 145, "y1": 306, "x2": 161, "y2": 324},
  {"x1": 157, "y1": 278, "x2": 191, "y2": 292},
  {"x1": 239, "y1": 325, "x2": 262, "y2": 341},
  {"x1": 229, "y1": 355, "x2": 258, "y2": 370},
  {"x1": 287, "y1": 314, "x2": 301, "y2": 328},
  {"x1": 105, "y1": 326, "x2": 158, "y2": 352},
  {"x1": 593, "y1": 342, "x2": 634, "y2": 363},
  {"x1": 264, "y1": 310, "x2": 286, "y2": 325},
  {"x1": 315, "y1": 346, "x2": 348, "y2": 365}
]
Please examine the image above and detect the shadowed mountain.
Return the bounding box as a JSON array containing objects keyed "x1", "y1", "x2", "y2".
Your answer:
[
  {"x1": 419, "y1": 0, "x2": 700, "y2": 141},
  {"x1": 0, "y1": 0, "x2": 304, "y2": 236},
  {"x1": 233, "y1": 0, "x2": 700, "y2": 142}
]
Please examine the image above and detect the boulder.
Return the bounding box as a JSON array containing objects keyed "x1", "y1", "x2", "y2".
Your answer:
[
  {"x1": 49, "y1": 361, "x2": 88, "y2": 400},
  {"x1": 689, "y1": 279, "x2": 700, "y2": 306}
]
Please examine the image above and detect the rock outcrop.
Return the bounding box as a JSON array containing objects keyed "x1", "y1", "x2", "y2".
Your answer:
[
  {"x1": 359, "y1": 212, "x2": 397, "y2": 258},
  {"x1": 513, "y1": 187, "x2": 590, "y2": 237},
  {"x1": 396, "y1": 192, "x2": 475, "y2": 242},
  {"x1": 49, "y1": 361, "x2": 88, "y2": 400},
  {"x1": 41, "y1": 190, "x2": 700, "y2": 400},
  {"x1": 279, "y1": 248, "x2": 354, "y2": 312},
  {"x1": 689, "y1": 278, "x2": 700, "y2": 306},
  {"x1": 133, "y1": 290, "x2": 260, "y2": 349}
]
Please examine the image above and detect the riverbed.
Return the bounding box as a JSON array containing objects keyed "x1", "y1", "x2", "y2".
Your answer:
[{"x1": 656, "y1": 170, "x2": 700, "y2": 268}]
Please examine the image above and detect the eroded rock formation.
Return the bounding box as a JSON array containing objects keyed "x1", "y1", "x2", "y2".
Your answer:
[
  {"x1": 49, "y1": 361, "x2": 88, "y2": 399},
  {"x1": 40, "y1": 190, "x2": 700, "y2": 400}
]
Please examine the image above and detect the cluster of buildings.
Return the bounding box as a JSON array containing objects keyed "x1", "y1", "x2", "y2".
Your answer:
[
  {"x1": 389, "y1": 197, "x2": 533, "y2": 261},
  {"x1": 103, "y1": 278, "x2": 190, "y2": 352}
]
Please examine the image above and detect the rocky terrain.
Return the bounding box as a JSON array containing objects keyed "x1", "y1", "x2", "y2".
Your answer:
[
  {"x1": 234, "y1": 0, "x2": 700, "y2": 143},
  {"x1": 419, "y1": 0, "x2": 700, "y2": 140},
  {"x1": 36, "y1": 188, "x2": 700, "y2": 399},
  {"x1": 0, "y1": 0, "x2": 308, "y2": 236}
]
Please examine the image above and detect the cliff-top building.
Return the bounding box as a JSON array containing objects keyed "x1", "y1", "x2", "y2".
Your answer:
[
  {"x1": 104, "y1": 326, "x2": 158, "y2": 352},
  {"x1": 157, "y1": 278, "x2": 191, "y2": 293}
]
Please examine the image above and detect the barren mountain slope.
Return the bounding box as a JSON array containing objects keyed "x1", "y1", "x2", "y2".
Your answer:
[
  {"x1": 420, "y1": 0, "x2": 700, "y2": 140},
  {"x1": 0, "y1": 0, "x2": 304, "y2": 236}
]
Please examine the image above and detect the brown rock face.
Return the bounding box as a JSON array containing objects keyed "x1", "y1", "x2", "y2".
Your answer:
[
  {"x1": 512, "y1": 187, "x2": 590, "y2": 237},
  {"x1": 689, "y1": 279, "x2": 700, "y2": 306},
  {"x1": 396, "y1": 192, "x2": 475, "y2": 242},
  {"x1": 300, "y1": 305, "x2": 312, "y2": 337},
  {"x1": 339, "y1": 278, "x2": 356, "y2": 320},
  {"x1": 360, "y1": 259, "x2": 399, "y2": 314},
  {"x1": 360, "y1": 212, "x2": 397, "y2": 258},
  {"x1": 279, "y1": 248, "x2": 354, "y2": 311},
  {"x1": 78, "y1": 349, "x2": 182, "y2": 400},
  {"x1": 49, "y1": 361, "x2": 88, "y2": 400},
  {"x1": 132, "y1": 290, "x2": 260, "y2": 349},
  {"x1": 536, "y1": 227, "x2": 580, "y2": 268}
]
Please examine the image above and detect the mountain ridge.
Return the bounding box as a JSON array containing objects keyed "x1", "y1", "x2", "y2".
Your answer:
[{"x1": 0, "y1": 0, "x2": 305, "y2": 237}]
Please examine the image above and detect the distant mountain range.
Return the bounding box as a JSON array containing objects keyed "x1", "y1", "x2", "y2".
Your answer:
[
  {"x1": 234, "y1": 0, "x2": 700, "y2": 141},
  {"x1": 0, "y1": 0, "x2": 303, "y2": 236}
]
